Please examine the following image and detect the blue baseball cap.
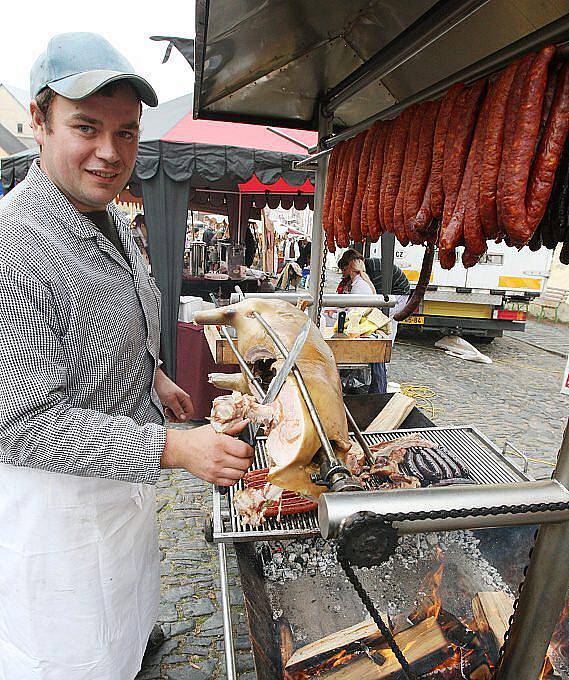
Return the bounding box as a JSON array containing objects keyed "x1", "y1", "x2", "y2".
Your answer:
[{"x1": 30, "y1": 32, "x2": 158, "y2": 107}]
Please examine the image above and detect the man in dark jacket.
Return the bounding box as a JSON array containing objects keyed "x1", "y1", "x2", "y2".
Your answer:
[{"x1": 364, "y1": 257, "x2": 410, "y2": 296}]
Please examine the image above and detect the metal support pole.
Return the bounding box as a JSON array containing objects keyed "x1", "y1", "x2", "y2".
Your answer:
[
  {"x1": 218, "y1": 542, "x2": 237, "y2": 680},
  {"x1": 495, "y1": 420, "x2": 569, "y2": 680},
  {"x1": 380, "y1": 232, "x2": 395, "y2": 296},
  {"x1": 308, "y1": 109, "x2": 333, "y2": 324}
]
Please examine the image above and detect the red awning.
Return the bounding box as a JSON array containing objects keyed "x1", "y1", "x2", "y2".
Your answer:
[{"x1": 238, "y1": 175, "x2": 314, "y2": 194}]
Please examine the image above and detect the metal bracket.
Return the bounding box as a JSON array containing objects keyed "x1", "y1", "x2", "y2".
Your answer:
[{"x1": 502, "y1": 440, "x2": 530, "y2": 474}]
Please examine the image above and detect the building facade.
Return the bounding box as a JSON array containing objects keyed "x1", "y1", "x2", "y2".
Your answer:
[{"x1": 0, "y1": 84, "x2": 35, "y2": 148}]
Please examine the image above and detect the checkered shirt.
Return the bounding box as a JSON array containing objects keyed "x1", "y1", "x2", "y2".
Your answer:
[{"x1": 0, "y1": 161, "x2": 166, "y2": 484}]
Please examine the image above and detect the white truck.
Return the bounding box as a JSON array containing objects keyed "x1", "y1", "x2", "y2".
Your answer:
[{"x1": 370, "y1": 241, "x2": 553, "y2": 342}]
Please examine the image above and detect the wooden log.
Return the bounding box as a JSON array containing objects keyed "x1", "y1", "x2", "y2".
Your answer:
[
  {"x1": 277, "y1": 618, "x2": 295, "y2": 675},
  {"x1": 285, "y1": 616, "x2": 386, "y2": 675},
  {"x1": 471, "y1": 591, "x2": 514, "y2": 660},
  {"x1": 319, "y1": 617, "x2": 450, "y2": 679},
  {"x1": 364, "y1": 393, "x2": 416, "y2": 432}
]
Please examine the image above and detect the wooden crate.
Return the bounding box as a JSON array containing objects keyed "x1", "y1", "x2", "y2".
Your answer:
[{"x1": 202, "y1": 324, "x2": 392, "y2": 365}]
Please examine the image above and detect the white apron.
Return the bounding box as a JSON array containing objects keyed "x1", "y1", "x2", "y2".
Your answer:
[{"x1": 0, "y1": 463, "x2": 159, "y2": 680}]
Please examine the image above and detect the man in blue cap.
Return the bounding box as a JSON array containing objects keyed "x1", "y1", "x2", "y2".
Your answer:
[{"x1": 0, "y1": 33, "x2": 253, "y2": 679}]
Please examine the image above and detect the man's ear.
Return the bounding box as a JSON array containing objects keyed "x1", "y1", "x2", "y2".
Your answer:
[{"x1": 30, "y1": 101, "x2": 47, "y2": 147}]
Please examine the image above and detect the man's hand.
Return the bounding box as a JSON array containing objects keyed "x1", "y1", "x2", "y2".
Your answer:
[
  {"x1": 154, "y1": 368, "x2": 194, "y2": 422},
  {"x1": 161, "y1": 420, "x2": 254, "y2": 486}
]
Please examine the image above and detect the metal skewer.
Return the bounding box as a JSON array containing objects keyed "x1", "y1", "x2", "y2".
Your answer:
[
  {"x1": 343, "y1": 405, "x2": 374, "y2": 464},
  {"x1": 209, "y1": 294, "x2": 265, "y2": 401}
]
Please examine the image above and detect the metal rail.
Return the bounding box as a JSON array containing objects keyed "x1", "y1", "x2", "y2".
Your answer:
[
  {"x1": 319, "y1": 480, "x2": 569, "y2": 538},
  {"x1": 243, "y1": 292, "x2": 396, "y2": 308},
  {"x1": 295, "y1": 13, "x2": 569, "y2": 167},
  {"x1": 218, "y1": 543, "x2": 237, "y2": 680},
  {"x1": 322, "y1": 0, "x2": 490, "y2": 114}
]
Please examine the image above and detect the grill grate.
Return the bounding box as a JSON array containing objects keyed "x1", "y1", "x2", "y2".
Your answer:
[{"x1": 210, "y1": 427, "x2": 529, "y2": 543}]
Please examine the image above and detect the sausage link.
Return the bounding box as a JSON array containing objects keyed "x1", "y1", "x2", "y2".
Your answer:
[
  {"x1": 362, "y1": 126, "x2": 385, "y2": 238},
  {"x1": 413, "y1": 450, "x2": 439, "y2": 483},
  {"x1": 406, "y1": 101, "x2": 440, "y2": 243},
  {"x1": 367, "y1": 123, "x2": 389, "y2": 242},
  {"x1": 322, "y1": 142, "x2": 341, "y2": 235},
  {"x1": 427, "y1": 449, "x2": 454, "y2": 480},
  {"x1": 497, "y1": 46, "x2": 555, "y2": 244},
  {"x1": 538, "y1": 60, "x2": 561, "y2": 149},
  {"x1": 354, "y1": 122, "x2": 381, "y2": 239},
  {"x1": 430, "y1": 83, "x2": 465, "y2": 218},
  {"x1": 334, "y1": 138, "x2": 354, "y2": 248},
  {"x1": 525, "y1": 62, "x2": 569, "y2": 239},
  {"x1": 434, "y1": 478, "x2": 476, "y2": 487},
  {"x1": 383, "y1": 110, "x2": 412, "y2": 235},
  {"x1": 439, "y1": 82, "x2": 486, "y2": 265},
  {"x1": 379, "y1": 120, "x2": 395, "y2": 232},
  {"x1": 394, "y1": 104, "x2": 422, "y2": 244},
  {"x1": 328, "y1": 141, "x2": 348, "y2": 245},
  {"x1": 441, "y1": 80, "x2": 486, "y2": 243},
  {"x1": 463, "y1": 85, "x2": 492, "y2": 262},
  {"x1": 393, "y1": 244, "x2": 435, "y2": 321},
  {"x1": 342, "y1": 132, "x2": 366, "y2": 241},
  {"x1": 479, "y1": 61, "x2": 518, "y2": 238},
  {"x1": 408, "y1": 179, "x2": 433, "y2": 240},
  {"x1": 556, "y1": 144, "x2": 569, "y2": 245}
]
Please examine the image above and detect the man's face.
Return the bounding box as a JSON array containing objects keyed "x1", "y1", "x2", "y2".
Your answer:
[{"x1": 31, "y1": 87, "x2": 140, "y2": 212}]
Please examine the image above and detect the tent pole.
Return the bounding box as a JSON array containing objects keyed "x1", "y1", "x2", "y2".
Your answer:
[
  {"x1": 308, "y1": 109, "x2": 333, "y2": 324},
  {"x1": 237, "y1": 193, "x2": 242, "y2": 245}
]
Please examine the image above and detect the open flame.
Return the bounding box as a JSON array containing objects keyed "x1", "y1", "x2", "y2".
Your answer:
[{"x1": 288, "y1": 554, "x2": 568, "y2": 680}]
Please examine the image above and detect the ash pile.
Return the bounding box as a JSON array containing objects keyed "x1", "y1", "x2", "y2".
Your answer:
[{"x1": 256, "y1": 530, "x2": 512, "y2": 623}]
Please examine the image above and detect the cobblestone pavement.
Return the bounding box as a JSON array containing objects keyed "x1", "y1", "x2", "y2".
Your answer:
[
  {"x1": 138, "y1": 322, "x2": 568, "y2": 679},
  {"x1": 505, "y1": 318, "x2": 569, "y2": 358},
  {"x1": 395, "y1": 324, "x2": 568, "y2": 479}
]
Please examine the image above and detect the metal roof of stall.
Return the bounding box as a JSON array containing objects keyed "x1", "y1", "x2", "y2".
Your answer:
[{"x1": 193, "y1": 0, "x2": 569, "y2": 133}]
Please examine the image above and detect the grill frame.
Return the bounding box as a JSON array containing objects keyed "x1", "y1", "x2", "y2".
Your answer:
[{"x1": 210, "y1": 426, "x2": 530, "y2": 543}]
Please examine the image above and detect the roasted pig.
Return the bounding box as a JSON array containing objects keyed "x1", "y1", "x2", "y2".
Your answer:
[{"x1": 194, "y1": 298, "x2": 351, "y2": 497}]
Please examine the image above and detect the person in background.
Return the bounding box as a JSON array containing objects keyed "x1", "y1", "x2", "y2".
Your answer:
[
  {"x1": 202, "y1": 221, "x2": 215, "y2": 247},
  {"x1": 364, "y1": 253, "x2": 411, "y2": 342},
  {"x1": 337, "y1": 248, "x2": 410, "y2": 393},
  {"x1": 297, "y1": 238, "x2": 311, "y2": 269},
  {"x1": 245, "y1": 220, "x2": 258, "y2": 267}
]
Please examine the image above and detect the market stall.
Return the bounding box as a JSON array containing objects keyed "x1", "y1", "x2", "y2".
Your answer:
[{"x1": 192, "y1": 2, "x2": 569, "y2": 679}]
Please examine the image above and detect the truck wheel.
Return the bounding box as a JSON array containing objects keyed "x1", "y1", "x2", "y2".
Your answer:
[{"x1": 466, "y1": 335, "x2": 495, "y2": 345}]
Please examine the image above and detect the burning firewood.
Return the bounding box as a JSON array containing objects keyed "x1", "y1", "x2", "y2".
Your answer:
[
  {"x1": 286, "y1": 617, "x2": 451, "y2": 679},
  {"x1": 284, "y1": 616, "x2": 387, "y2": 677},
  {"x1": 471, "y1": 591, "x2": 514, "y2": 660},
  {"x1": 320, "y1": 617, "x2": 450, "y2": 679}
]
